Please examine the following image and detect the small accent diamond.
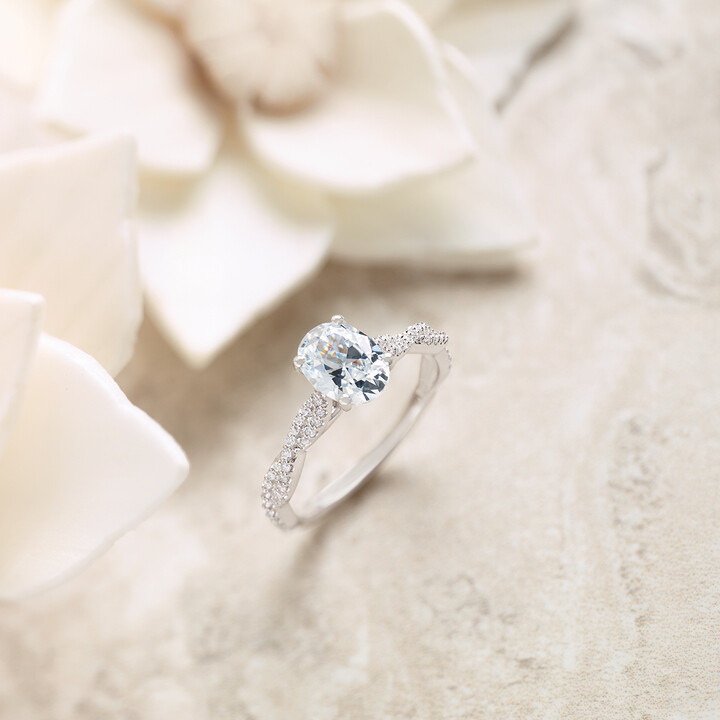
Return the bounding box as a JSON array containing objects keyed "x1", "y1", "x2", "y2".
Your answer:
[
  {"x1": 376, "y1": 323, "x2": 449, "y2": 357},
  {"x1": 261, "y1": 391, "x2": 331, "y2": 525}
]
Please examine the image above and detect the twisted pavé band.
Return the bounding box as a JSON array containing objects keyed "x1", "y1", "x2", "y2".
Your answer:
[{"x1": 261, "y1": 316, "x2": 451, "y2": 529}]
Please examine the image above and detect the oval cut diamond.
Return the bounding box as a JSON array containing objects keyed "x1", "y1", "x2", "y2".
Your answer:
[{"x1": 298, "y1": 322, "x2": 389, "y2": 405}]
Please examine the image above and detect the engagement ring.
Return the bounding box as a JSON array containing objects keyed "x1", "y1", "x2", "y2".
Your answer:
[{"x1": 261, "y1": 316, "x2": 451, "y2": 529}]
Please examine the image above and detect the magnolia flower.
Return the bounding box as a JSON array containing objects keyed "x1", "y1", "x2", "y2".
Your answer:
[
  {"x1": 0, "y1": 0, "x2": 573, "y2": 368},
  {"x1": 0, "y1": 133, "x2": 188, "y2": 600}
]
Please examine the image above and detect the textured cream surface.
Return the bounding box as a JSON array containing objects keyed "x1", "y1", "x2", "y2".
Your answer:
[{"x1": 1, "y1": 0, "x2": 719, "y2": 717}]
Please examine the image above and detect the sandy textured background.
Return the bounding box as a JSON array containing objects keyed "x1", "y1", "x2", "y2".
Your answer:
[{"x1": 1, "y1": 0, "x2": 719, "y2": 717}]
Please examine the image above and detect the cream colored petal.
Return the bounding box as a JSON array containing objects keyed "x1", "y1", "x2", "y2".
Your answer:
[
  {"x1": 332, "y1": 160, "x2": 532, "y2": 269},
  {"x1": 242, "y1": 0, "x2": 474, "y2": 194},
  {"x1": 0, "y1": 80, "x2": 64, "y2": 153},
  {"x1": 0, "y1": 334, "x2": 189, "y2": 600},
  {"x1": 436, "y1": 0, "x2": 574, "y2": 107},
  {"x1": 0, "y1": 82, "x2": 44, "y2": 153},
  {"x1": 0, "y1": 0, "x2": 56, "y2": 91},
  {"x1": 138, "y1": 140, "x2": 333, "y2": 369},
  {"x1": 0, "y1": 134, "x2": 141, "y2": 376},
  {"x1": 390, "y1": 0, "x2": 455, "y2": 23},
  {"x1": 131, "y1": 0, "x2": 186, "y2": 20},
  {"x1": 331, "y1": 49, "x2": 533, "y2": 268},
  {"x1": 345, "y1": 0, "x2": 456, "y2": 24},
  {"x1": 0, "y1": 290, "x2": 43, "y2": 456},
  {"x1": 38, "y1": 0, "x2": 222, "y2": 175}
]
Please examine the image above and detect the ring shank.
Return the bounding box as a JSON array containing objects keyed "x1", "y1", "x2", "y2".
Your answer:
[{"x1": 276, "y1": 346, "x2": 451, "y2": 528}]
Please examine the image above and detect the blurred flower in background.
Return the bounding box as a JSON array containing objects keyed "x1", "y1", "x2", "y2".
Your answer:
[
  {"x1": 0, "y1": 0, "x2": 573, "y2": 368},
  {"x1": 0, "y1": 134, "x2": 188, "y2": 600}
]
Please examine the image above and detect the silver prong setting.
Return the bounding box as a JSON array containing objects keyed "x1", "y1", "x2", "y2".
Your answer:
[
  {"x1": 293, "y1": 355, "x2": 303, "y2": 371},
  {"x1": 331, "y1": 315, "x2": 345, "y2": 325}
]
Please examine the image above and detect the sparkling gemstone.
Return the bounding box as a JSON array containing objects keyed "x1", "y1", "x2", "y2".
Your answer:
[{"x1": 298, "y1": 322, "x2": 389, "y2": 405}]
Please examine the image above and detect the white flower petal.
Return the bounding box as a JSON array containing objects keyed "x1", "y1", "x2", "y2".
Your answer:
[
  {"x1": 242, "y1": 0, "x2": 474, "y2": 194},
  {"x1": 0, "y1": 0, "x2": 56, "y2": 90},
  {"x1": 436, "y1": 0, "x2": 574, "y2": 107},
  {"x1": 0, "y1": 81, "x2": 49, "y2": 153},
  {"x1": 138, "y1": 139, "x2": 333, "y2": 368},
  {"x1": 0, "y1": 134, "x2": 142, "y2": 376},
  {"x1": 344, "y1": 0, "x2": 456, "y2": 23},
  {"x1": 0, "y1": 290, "x2": 44, "y2": 456},
  {"x1": 0, "y1": 334, "x2": 189, "y2": 600},
  {"x1": 389, "y1": 0, "x2": 455, "y2": 24},
  {"x1": 38, "y1": 0, "x2": 222, "y2": 175},
  {"x1": 132, "y1": 0, "x2": 185, "y2": 20},
  {"x1": 332, "y1": 161, "x2": 532, "y2": 268},
  {"x1": 332, "y1": 49, "x2": 533, "y2": 269}
]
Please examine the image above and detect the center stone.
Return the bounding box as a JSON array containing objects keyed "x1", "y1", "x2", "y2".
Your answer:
[{"x1": 298, "y1": 322, "x2": 390, "y2": 405}]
